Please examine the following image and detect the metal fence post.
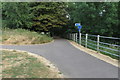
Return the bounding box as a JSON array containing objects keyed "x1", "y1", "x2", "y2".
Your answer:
[
  {"x1": 71, "y1": 34, "x2": 72, "y2": 40},
  {"x1": 74, "y1": 33, "x2": 76, "y2": 42},
  {"x1": 70, "y1": 34, "x2": 71, "y2": 40},
  {"x1": 79, "y1": 33, "x2": 81, "y2": 45},
  {"x1": 69, "y1": 34, "x2": 70, "y2": 39},
  {"x1": 85, "y1": 34, "x2": 88, "y2": 47},
  {"x1": 70, "y1": 34, "x2": 72, "y2": 40},
  {"x1": 67, "y1": 34, "x2": 68, "y2": 39},
  {"x1": 76, "y1": 33, "x2": 77, "y2": 42},
  {"x1": 71, "y1": 34, "x2": 73, "y2": 40},
  {"x1": 97, "y1": 35, "x2": 100, "y2": 52},
  {"x1": 75, "y1": 33, "x2": 76, "y2": 42},
  {"x1": 72, "y1": 34, "x2": 74, "y2": 41}
]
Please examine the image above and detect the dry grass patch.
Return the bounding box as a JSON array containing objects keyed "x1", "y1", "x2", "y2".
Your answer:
[
  {"x1": 1, "y1": 28, "x2": 53, "y2": 45},
  {"x1": 1, "y1": 50, "x2": 63, "y2": 78}
]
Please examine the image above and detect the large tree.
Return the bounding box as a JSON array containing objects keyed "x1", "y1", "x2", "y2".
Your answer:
[
  {"x1": 30, "y1": 2, "x2": 69, "y2": 33},
  {"x1": 2, "y1": 2, "x2": 69, "y2": 36}
]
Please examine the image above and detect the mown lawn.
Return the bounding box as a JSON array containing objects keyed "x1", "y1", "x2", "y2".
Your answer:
[
  {"x1": 1, "y1": 50, "x2": 62, "y2": 78},
  {"x1": 0, "y1": 28, "x2": 53, "y2": 45}
]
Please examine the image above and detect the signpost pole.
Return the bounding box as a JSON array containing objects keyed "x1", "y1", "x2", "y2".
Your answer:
[{"x1": 75, "y1": 23, "x2": 82, "y2": 44}]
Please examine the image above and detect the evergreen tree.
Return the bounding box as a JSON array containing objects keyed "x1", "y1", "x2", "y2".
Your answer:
[{"x1": 30, "y1": 2, "x2": 69, "y2": 33}]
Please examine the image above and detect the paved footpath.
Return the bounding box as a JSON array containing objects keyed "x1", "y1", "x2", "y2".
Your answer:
[{"x1": 1, "y1": 39, "x2": 119, "y2": 78}]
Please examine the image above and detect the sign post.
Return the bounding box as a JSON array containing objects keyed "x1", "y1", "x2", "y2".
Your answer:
[
  {"x1": 75, "y1": 23, "x2": 82, "y2": 44},
  {"x1": 75, "y1": 23, "x2": 82, "y2": 33}
]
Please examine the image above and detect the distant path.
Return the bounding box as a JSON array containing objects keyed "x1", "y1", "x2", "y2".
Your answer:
[{"x1": 1, "y1": 39, "x2": 118, "y2": 78}]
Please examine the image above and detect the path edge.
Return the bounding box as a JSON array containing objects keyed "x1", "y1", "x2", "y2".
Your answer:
[
  {"x1": 68, "y1": 40, "x2": 119, "y2": 68},
  {"x1": 0, "y1": 40, "x2": 54, "y2": 46}
]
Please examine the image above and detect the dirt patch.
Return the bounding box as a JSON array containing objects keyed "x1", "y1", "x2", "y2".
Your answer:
[{"x1": 3, "y1": 35, "x2": 38, "y2": 45}]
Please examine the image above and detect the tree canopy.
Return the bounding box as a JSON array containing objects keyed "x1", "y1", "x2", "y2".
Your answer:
[
  {"x1": 1, "y1": 2, "x2": 119, "y2": 37},
  {"x1": 2, "y1": 2, "x2": 33, "y2": 29},
  {"x1": 66, "y1": 2, "x2": 119, "y2": 37},
  {"x1": 30, "y1": 2, "x2": 69, "y2": 32},
  {"x1": 2, "y1": 2, "x2": 69, "y2": 35}
]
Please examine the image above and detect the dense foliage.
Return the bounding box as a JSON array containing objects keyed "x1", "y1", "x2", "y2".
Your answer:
[
  {"x1": 2, "y1": 2, "x2": 69, "y2": 36},
  {"x1": 66, "y1": 2, "x2": 119, "y2": 37},
  {"x1": 30, "y1": 2, "x2": 68, "y2": 32},
  {"x1": 1, "y1": 2, "x2": 119, "y2": 37},
  {"x1": 2, "y1": 2, "x2": 33, "y2": 29}
]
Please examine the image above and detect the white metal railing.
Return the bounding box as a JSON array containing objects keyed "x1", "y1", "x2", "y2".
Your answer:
[{"x1": 66, "y1": 33, "x2": 120, "y2": 59}]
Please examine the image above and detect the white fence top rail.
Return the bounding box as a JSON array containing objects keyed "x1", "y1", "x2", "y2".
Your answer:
[
  {"x1": 100, "y1": 36, "x2": 120, "y2": 40},
  {"x1": 81, "y1": 33, "x2": 120, "y2": 40}
]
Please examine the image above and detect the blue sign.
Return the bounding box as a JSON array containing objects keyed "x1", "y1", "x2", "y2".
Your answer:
[
  {"x1": 78, "y1": 26, "x2": 82, "y2": 32},
  {"x1": 75, "y1": 23, "x2": 82, "y2": 32},
  {"x1": 75, "y1": 23, "x2": 81, "y2": 26},
  {"x1": 78, "y1": 26, "x2": 82, "y2": 29}
]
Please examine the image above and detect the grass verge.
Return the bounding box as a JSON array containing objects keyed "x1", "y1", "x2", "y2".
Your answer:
[
  {"x1": 80, "y1": 38, "x2": 119, "y2": 60},
  {"x1": 69, "y1": 40, "x2": 118, "y2": 67},
  {"x1": 1, "y1": 50, "x2": 62, "y2": 78},
  {"x1": 71, "y1": 35, "x2": 119, "y2": 60},
  {"x1": 0, "y1": 28, "x2": 53, "y2": 45}
]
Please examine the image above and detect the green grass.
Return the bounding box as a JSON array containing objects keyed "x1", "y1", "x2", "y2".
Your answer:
[
  {"x1": 0, "y1": 28, "x2": 53, "y2": 44},
  {"x1": 1, "y1": 50, "x2": 61, "y2": 78}
]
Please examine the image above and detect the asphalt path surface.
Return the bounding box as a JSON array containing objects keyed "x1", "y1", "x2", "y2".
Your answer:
[{"x1": 1, "y1": 39, "x2": 118, "y2": 78}]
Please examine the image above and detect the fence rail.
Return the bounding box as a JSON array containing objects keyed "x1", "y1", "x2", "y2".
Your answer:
[{"x1": 66, "y1": 33, "x2": 120, "y2": 59}]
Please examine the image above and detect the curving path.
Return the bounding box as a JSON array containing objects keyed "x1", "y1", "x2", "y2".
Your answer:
[{"x1": 1, "y1": 39, "x2": 118, "y2": 78}]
